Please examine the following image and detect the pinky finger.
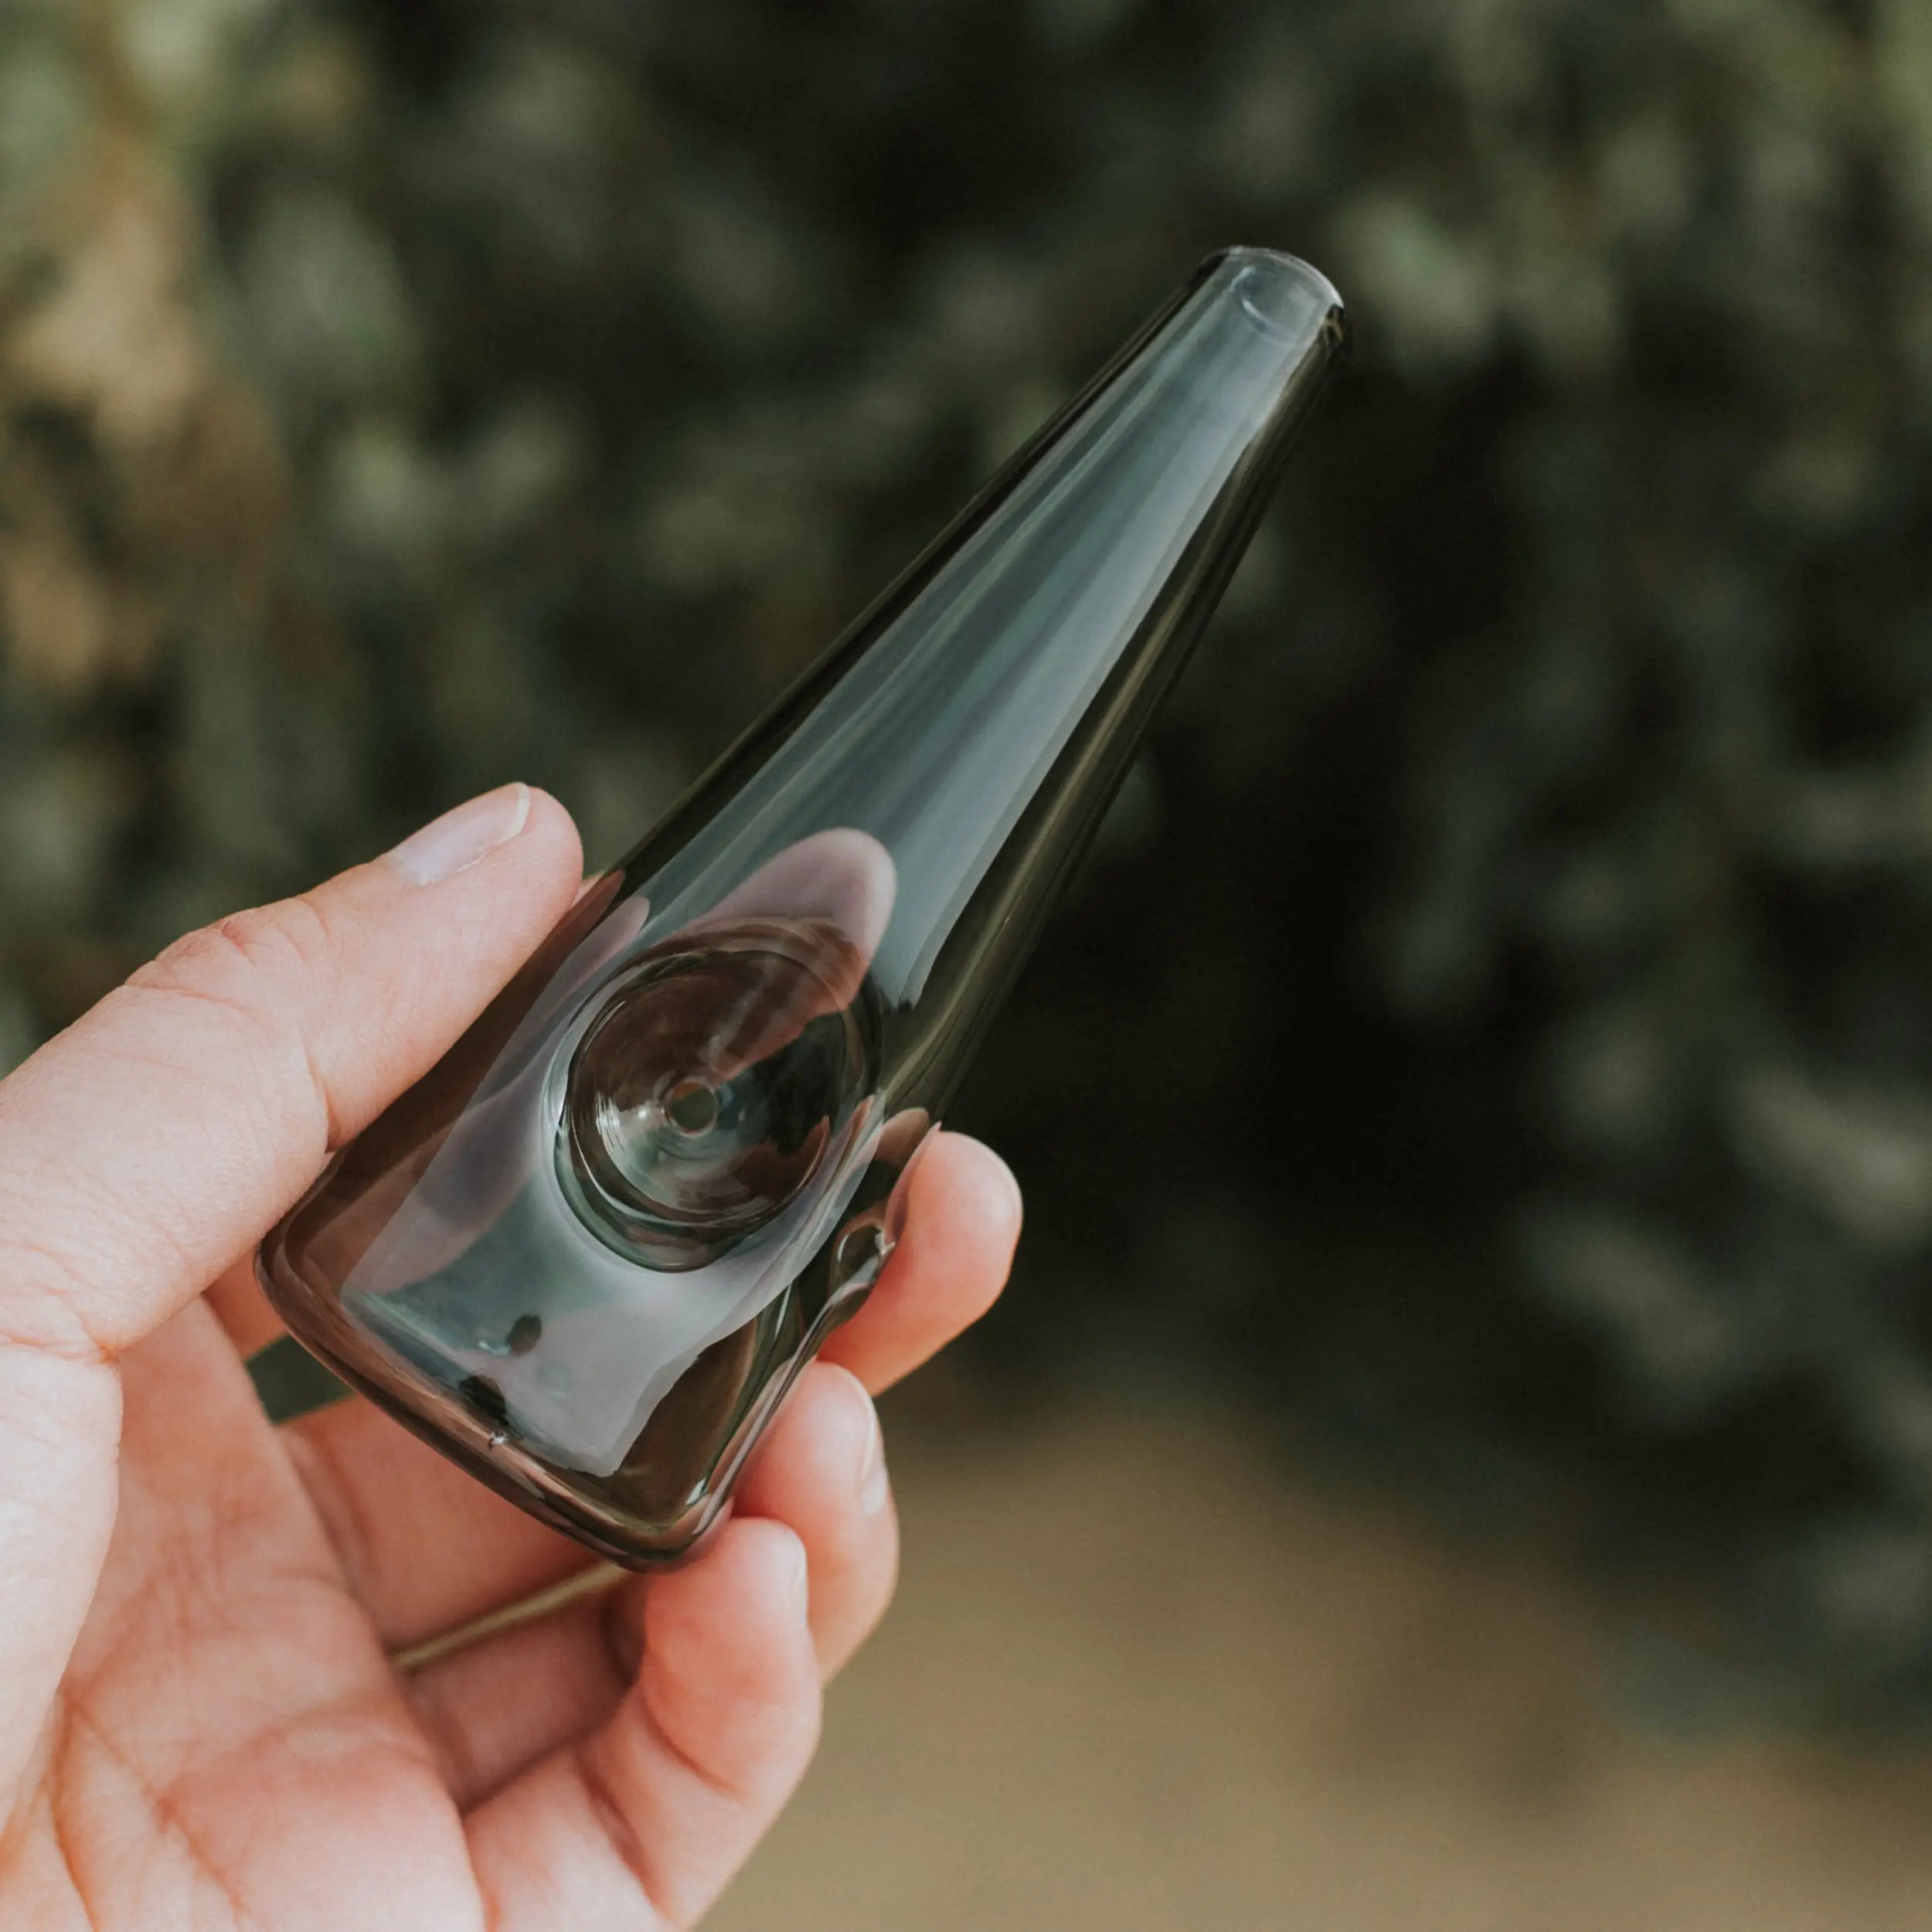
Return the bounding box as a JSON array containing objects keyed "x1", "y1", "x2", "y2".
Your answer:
[{"x1": 464, "y1": 1519, "x2": 821, "y2": 1931}]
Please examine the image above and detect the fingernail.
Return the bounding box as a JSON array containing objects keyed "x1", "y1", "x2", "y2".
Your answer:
[
  {"x1": 857, "y1": 1396, "x2": 889, "y2": 1516},
  {"x1": 386, "y1": 783, "x2": 532, "y2": 885}
]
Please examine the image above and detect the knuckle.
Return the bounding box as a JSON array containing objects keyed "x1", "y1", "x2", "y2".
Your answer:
[
  {"x1": 134, "y1": 896, "x2": 332, "y2": 1026},
  {"x1": 126, "y1": 895, "x2": 339, "y2": 1142}
]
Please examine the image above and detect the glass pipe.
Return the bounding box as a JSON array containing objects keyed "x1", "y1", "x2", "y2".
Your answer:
[{"x1": 257, "y1": 247, "x2": 1347, "y2": 1566}]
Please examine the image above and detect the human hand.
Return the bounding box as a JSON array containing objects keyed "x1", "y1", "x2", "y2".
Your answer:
[{"x1": 0, "y1": 783, "x2": 1021, "y2": 1930}]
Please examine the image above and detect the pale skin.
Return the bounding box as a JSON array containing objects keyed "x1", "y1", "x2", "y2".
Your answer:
[{"x1": 0, "y1": 781, "x2": 1023, "y2": 1930}]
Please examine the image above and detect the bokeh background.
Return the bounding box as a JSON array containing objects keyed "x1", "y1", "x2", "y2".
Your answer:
[{"x1": 10, "y1": 0, "x2": 1932, "y2": 1923}]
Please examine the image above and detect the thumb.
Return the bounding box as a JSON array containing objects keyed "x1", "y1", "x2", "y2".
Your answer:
[{"x1": 0, "y1": 781, "x2": 581, "y2": 1360}]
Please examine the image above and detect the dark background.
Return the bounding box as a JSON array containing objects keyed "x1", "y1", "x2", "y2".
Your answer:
[{"x1": 9, "y1": 0, "x2": 1932, "y2": 1728}]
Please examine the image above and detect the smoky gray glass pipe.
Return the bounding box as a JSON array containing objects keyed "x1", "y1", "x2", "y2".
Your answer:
[{"x1": 258, "y1": 248, "x2": 1346, "y2": 1566}]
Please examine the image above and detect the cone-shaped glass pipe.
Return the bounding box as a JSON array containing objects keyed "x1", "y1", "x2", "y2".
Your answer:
[{"x1": 258, "y1": 248, "x2": 1346, "y2": 1565}]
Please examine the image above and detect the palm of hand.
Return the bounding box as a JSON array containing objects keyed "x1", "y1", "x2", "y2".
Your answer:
[{"x1": 41, "y1": 1302, "x2": 510, "y2": 1932}]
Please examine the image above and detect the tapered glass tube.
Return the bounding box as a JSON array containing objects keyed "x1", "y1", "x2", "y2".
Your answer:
[{"x1": 258, "y1": 247, "x2": 1346, "y2": 1566}]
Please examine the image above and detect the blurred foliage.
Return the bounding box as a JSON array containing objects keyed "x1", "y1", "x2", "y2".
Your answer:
[{"x1": 10, "y1": 0, "x2": 1932, "y2": 1722}]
